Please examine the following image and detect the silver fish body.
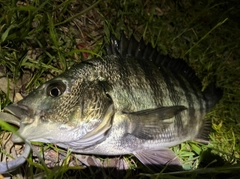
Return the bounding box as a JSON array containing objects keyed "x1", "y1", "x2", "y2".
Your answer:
[{"x1": 0, "y1": 34, "x2": 222, "y2": 171}]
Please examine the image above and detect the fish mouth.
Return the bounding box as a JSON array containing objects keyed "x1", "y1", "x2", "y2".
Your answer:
[
  {"x1": 0, "y1": 104, "x2": 30, "y2": 128},
  {"x1": 2, "y1": 104, "x2": 32, "y2": 143},
  {"x1": 3, "y1": 104, "x2": 30, "y2": 120},
  {"x1": 3, "y1": 104, "x2": 52, "y2": 144}
]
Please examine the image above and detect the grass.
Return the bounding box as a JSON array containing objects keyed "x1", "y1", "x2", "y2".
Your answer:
[{"x1": 0, "y1": 0, "x2": 240, "y2": 178}]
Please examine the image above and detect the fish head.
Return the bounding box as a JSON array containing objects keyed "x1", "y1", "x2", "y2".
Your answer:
[{"x1": 4, "y1": 69, "x2": 114, "y2": 149}]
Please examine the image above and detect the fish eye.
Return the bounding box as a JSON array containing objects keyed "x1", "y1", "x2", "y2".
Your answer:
[{"x1": 46, "y1": 81, "x2": 66, "y2": 97}]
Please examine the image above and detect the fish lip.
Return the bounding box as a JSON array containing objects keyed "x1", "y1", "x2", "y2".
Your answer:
[{"x1": 3, "y1": 104, "x2": 31, "y2": 120}]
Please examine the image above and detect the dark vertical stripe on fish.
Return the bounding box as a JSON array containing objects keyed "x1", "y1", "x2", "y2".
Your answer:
[
  {"x1": 160, "y1": 67, "x2": 180, "y2": 105},
  {"x1": 159, "y1": 66, "x2": 184, "y2": 139},
  {"x1": 138, "y1": 60, "x2": 163, "y2": 106},
  {"x1": 117, "y1": 56, "x2": 131, "y2": 92},
  {"x1": 171, "y1": 72, "x2": 196, "y2": 134},
  {"x1": 188, "y1": 82, "x2": 204, "y2": 120}
]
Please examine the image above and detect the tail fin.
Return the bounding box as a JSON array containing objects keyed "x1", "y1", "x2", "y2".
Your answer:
[{"x1": 204, "y1": 83, "x2": 223, "y2": 111}]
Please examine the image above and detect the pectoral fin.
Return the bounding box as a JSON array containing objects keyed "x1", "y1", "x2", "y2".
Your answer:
[
  {"x1": 124, "y1": 105, "x2": 186, "y2": 121},
  {"x1": 124, "y1": 106, "x2": 186, "y2": 139},
  {"x1": 133, "y1": 149, "x2": 183, "y2": 172}
]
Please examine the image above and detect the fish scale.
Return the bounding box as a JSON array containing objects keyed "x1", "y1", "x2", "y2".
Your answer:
[
  {"x1": 0, "y1": 33, "x2": 222, "y2": 173},
  {"x1": 96, "y1": 55, "x2": 202, "y2": 142},
  {"x1": 104, "y1": 57, "x2": 194, "y2": 139}
]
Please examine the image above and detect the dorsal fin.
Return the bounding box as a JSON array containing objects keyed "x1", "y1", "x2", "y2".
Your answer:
[
  {"x1": 104, "y1": 32, "x2": 202, "y2": 88},
  {"x1": 195, "y1": 119, "x2": 212, "y2": 143}
]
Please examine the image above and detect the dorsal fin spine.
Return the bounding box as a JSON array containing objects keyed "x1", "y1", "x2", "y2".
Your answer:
[{"x1": 105, "y1": 32, "x2": 202, "y2": 88}]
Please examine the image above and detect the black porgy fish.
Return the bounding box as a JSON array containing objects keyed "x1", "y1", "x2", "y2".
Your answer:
[{"x1": 0, "y1": 33, "x2": 222, "y2": 172}]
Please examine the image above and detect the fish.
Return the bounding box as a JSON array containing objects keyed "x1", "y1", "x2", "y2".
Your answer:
[{"x1": 0, "y1": 33, "x2": 222, "y2": 173}]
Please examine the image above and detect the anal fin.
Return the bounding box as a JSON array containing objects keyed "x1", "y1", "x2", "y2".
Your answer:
[{"x1": 133, "y1": 149, "x2": 183, "y2": 172}]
